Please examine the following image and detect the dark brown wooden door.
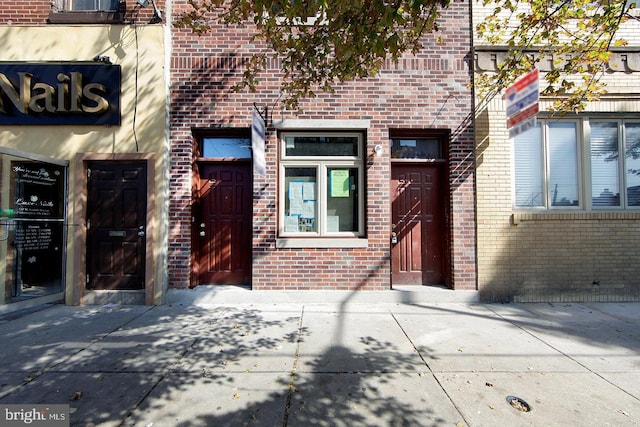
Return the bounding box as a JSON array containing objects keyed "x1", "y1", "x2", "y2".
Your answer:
[
  {"x1": 196, "y1": 163, "x2": 252, "y2": 285},
  {"x1": 391, "y1": 164, "x2": 445, "y2": 285},
  {"x1": 86, "y1": 161, "x2": 147, "y2": 290}
]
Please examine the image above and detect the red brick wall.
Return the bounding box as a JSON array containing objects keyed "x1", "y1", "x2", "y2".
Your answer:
[
  {"x1": 170, "y1": 0, "x2": 476, "y2": 290},
  {"x1": 0, "y1": 1, "x2": 165, "y2": 25},
  {"x1": 0, "y1": 1, "x2": 50, "y2": 23}
]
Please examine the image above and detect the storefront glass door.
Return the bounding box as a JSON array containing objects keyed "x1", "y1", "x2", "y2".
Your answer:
[{"x1": 0, "y1": 148, "x2": 68, "y2": 304}]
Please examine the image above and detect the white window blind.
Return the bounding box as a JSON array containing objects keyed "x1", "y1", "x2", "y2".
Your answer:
[
  {"x1": 625, "y1": 123, "x2": 640, "y2": 206},
  {"x1": 590, "y1": 122, "x2": 620, "y2": 207},
  {"x1": 548, "y1": 122, "x2": 579, "y2": 207},
  {"x1": 514, "y1": 124, "x2": 544, "y2": 207}
]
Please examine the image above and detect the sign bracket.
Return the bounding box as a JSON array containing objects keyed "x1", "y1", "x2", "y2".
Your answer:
[{"x1": 253, "y1": 103, "x2": 269, "y2": 128}]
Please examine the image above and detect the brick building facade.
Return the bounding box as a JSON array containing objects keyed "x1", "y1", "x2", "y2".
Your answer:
[
  {"x1": 170, "y1": 0, "x2": 477, "y2": 292},
  {"x1": 4, "y1": 0, "x2": 638, "y2": 305}
]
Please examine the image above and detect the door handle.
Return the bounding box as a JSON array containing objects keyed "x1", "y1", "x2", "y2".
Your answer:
[{"x1": 138, "y1": 225, "x2": 145, "y2": 237}]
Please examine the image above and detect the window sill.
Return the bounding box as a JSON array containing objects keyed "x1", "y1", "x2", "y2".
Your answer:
[
  {"x1": 276, "y1": 237, "x2": 368, "y2": 249},
  {"x1": 48, "y1": 11, "x2": 124, "y2": 24},
  {"x1": 512, "y1": 211, "x2": 640, "y2": 225}
]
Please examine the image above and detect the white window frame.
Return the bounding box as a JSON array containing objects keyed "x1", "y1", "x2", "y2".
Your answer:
[
  {"x1": 278, "y1": 132, "x2": 365, "y2": 243},
  {"x1": 513, "y1": 119, "x2": 583, "y2": 210},
  {"x1": 514, "y1": 117, "x2": 640, "y2": 211},
  {"x1": 59, "y1": 0, "x2": 119, "y2": 11},
  {"x1": 622, "y1": 121, "x2": 640, "y2": 208},
  {"x1": 586, "y1": 118, "x2": 640, "y2": 209},
  {"x1": 586, "y1": 119, "x2": 623, "y2": 209}
]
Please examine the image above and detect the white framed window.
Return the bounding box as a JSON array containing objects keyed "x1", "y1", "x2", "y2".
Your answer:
[
  {"x1": 589, "y1": 120, "x2": 640, "y2": 208},
  {"x1": 514, "y1": 120, "x2": 581, "y2": 209},
  {"x1": 50, "y1": 0, "x2": 122, "y2": 23},
  {"x1": 61, "y1": 0, "x2": 119, "y2": 11},
  {"x1": 279, "y1": 133, "x2": 364, "y2": 238},
  {"x1": 590, "y1": 121, "x2": 621, "y2": 207},
  {"x1": 514, "y1": 117, "x2": 640, "y2": 210}
]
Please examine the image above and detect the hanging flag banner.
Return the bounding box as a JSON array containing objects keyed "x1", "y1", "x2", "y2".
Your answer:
[
  {"x1": 251, "y1": 109, "x2": 266, "y2": 176},
  {"x1": 505, "y1": 68, "x2": 539, "y2": 139}
]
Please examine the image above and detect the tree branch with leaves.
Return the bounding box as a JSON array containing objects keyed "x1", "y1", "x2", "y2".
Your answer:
[
  {"x1": 475, "y1": 0, "x2": 633, "y2": 112},
  {"x1": 175, "y1": 0, "x2": 451, "y2": 110}
]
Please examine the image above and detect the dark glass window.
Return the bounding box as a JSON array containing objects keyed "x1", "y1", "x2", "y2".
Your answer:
[
  {"x1": 391, "y1": 138, "x2": 442, "y2": 159},
  {"x1": 284, "y1": 135, "x2": 358, "y2": 157}
]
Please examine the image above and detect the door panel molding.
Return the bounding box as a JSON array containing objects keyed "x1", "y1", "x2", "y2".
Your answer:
[
  {"x1": 73, "y1": 153, "x2": 155, "y2": 305},
  {"x1": 391, "y1": 163, "x2": 449, "y2": 286},
  {"x1": 194, "y1": 162, "x2": 252, "y2": 286}
]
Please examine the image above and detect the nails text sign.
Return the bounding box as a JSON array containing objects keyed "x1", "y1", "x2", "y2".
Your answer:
[{"x1": 0, "y1": 63, "x2": 120, "y2": 125}]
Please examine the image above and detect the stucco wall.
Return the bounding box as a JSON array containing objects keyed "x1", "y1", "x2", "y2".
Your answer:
[{"x1": 0, "y1": 25, "x2": 168, "y2": 304}]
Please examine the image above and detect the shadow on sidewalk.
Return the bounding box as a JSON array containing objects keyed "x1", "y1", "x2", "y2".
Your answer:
[{"x1": 3, "y1": 295, "x2": 639, "y2": 426}]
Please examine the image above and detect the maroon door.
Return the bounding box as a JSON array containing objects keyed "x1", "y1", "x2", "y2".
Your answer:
[
  {"x1": 391, "y1": 164, "x2": 446, "y2": 285},
  {"x1": 86, "y1": 161, "x2": 147, "y2": 290},
  {"x1": 196, "y1": 163, "x2": 252, "y2": 285}
]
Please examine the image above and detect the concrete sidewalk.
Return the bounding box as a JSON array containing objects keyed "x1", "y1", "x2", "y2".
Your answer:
[{"x1": 0, "y1": 289, "x2": 639, "y2": 426}]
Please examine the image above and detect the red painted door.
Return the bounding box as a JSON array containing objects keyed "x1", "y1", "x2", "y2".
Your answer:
[
  {"x1": 196, "y1": 163, "x2": 252, "y2": 285},
  {"x1": 391, "y1": 164, "x2": 446, "y2": 285},
  {"x1": 86, "y1": 161, "x2": 146, "y2": 290}
]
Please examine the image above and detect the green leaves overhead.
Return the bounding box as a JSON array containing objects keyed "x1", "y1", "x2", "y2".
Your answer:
[
  {"x1": 175, "y1": 0, "x2": 450, "y2": 109},
  {"x1": 476, "y1": 0, "x2": 633, "y2": 112},
  {"x1": 175, "y1": 0, "x2": 634, "y2": 112}
]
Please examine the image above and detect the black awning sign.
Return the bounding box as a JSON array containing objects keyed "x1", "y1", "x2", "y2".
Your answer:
[{"x1": 0, "y1": 62, "x2": 121, "y2": 125}]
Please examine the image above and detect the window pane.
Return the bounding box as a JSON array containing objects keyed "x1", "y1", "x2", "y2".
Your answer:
[
  {"x1": 514, "y1": 124, "x2": 544, "y2": 207},
  {"x1": 549, "y1": 122, "x2": 579, "y2": 207},
  {"x1": 391, "y1": 138, "x2": 442, "y2": 159},
  {"x1": 70, "y1": 0, "x2": 119, "y2": 10},
  {"x1": 284, "y1": 168, "x2": 317, "y2": 232},
  {"x1": 591, "y1": 122, "x2": 620, "y2": 207},
  {"x1": 202, "y1": 138, "x2": 251, "y2": 158},
  {"x1": 285, "y1": 136, "x2": 358, "y2": 157},
  {"x1": 327, "y1": 168, "x2": 358, "y2": 232},
  {"x1": 625, "y1": 123, "x2": 640, "y2": 206}
]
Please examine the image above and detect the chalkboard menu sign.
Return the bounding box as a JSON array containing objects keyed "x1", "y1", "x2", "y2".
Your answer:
[
  {"x1": 11, "y1": 162, "x2": 65, "y2": 219},
  {"x1": 9, "y1": 160, "x2": 66, "y2": 297}
]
